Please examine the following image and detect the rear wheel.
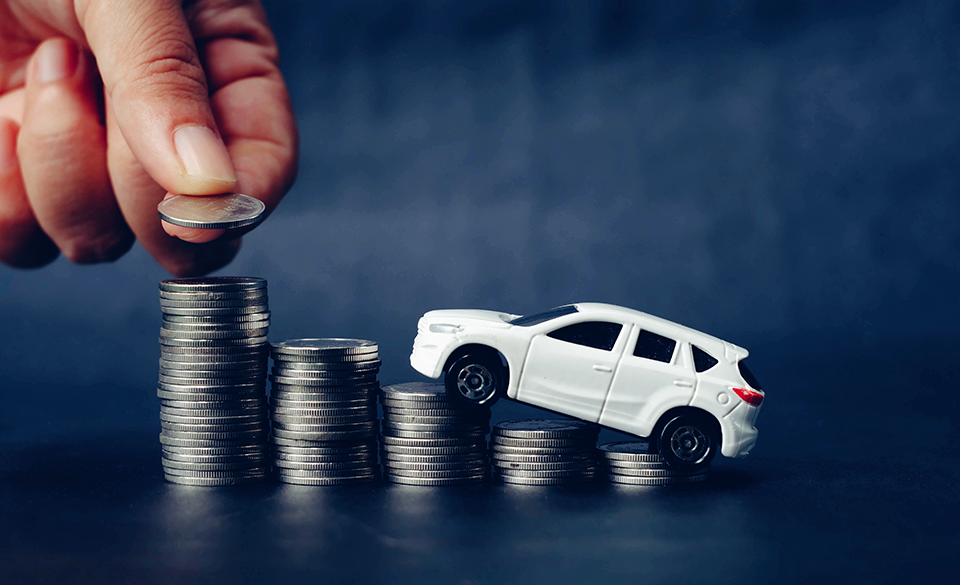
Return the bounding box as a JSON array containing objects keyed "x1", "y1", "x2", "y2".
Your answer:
[
  {"x1": 444, "y1": 352, "x2": 505, "y2": 407},
  {"x1": 656, "y1": 414, "x2": 718, "y2": 471}
]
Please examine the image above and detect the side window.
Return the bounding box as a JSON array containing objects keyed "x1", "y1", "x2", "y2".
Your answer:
[
  {"x1": 633, "y1": 330, "x2": 677, "y2": 363},
  {"x1": 692, "y1": 345, "x2": 719, "y2": 372},
  {"x1": 547, "y1": 321, "x2": 623, "y2": 351}
]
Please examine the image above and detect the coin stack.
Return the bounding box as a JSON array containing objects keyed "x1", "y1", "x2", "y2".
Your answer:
[
  {"x1": 379, "y1": 382, "x2": 490, "y2": 486},
  {"x1": 491, "y1": 419, "x2": 601, "y2": 486},
  {"x1": 600, "y1": 441, "x2": 710, "y2": 486},
  {"x1": 157, "y1": 277, "x2": 271, "y2": 486},
  {"x1": 269, "y1": 339, "x2": 381, "y2": 485}
]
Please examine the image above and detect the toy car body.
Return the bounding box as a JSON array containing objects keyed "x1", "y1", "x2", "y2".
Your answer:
[{"x1": 410, "y1": 303, "x2": 763, "y2": 468}]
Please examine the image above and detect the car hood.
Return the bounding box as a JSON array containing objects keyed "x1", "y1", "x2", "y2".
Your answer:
[{"x1": 420, "y1": 309, "x2": 516, "y2": 329}]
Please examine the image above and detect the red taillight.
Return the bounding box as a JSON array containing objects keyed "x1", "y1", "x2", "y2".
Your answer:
[{"x1": 733, "y1": 387, "x2": 763, "y2": 406}]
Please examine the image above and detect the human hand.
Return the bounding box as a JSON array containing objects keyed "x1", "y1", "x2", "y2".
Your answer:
[{"x1": 0, "y1": 0, "x2": 297, "y2": 275}]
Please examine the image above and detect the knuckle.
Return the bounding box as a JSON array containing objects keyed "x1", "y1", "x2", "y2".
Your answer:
[
  {"x1": 61, "y1": 229, "x2": 134, "y2": 265},
  {"x1": 117, "y1": 33, "x2": 208, "y2": 101}
]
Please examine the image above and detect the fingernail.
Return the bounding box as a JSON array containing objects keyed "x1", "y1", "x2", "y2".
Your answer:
[
  {"x1": 174, "y1": 126, "x2": 237, "y2": 184},
  {"x1": 36, "y1": 39, "x2": 79, "y2": 83}
]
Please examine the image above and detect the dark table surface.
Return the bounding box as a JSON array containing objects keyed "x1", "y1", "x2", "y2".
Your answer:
[{"x1": 2, "y1": 337, "x2": 957, "y2": 584}]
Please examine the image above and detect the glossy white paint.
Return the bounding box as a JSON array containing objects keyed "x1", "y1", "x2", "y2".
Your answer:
[{"x1": 410, "y1": 302, "x2": 763, "y2": 460}]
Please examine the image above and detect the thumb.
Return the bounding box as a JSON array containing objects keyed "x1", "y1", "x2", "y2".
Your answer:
[{"x1": 79, "y1": 0, "x2": 236, "y2": 195}]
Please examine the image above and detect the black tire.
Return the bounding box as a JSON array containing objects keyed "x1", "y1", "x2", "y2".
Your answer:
[
  {"x1": 444, "y1": 352, "x2": 505, "y2": 407},
  {"x1": 655, "y1": 414, "x2": 718, "y2": 471}
]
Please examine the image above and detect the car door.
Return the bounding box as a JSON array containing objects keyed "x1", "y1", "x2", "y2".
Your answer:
[
  {"x1": 517, "y1": 320, "x2": 630, "y2": 422},
  {"x1": 598, "y1": 328, "x2": 696, "y2": 437}
]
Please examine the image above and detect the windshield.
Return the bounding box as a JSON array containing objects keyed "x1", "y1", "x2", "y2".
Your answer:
[{"x1": 508, "y1": 305, "x2": 579, "y2": 327}]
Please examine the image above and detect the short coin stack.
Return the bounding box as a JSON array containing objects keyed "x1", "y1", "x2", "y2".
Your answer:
[
  {"x1": 157, "y1": 277, "x2": 271, "y2": 486},
  {"x1": 269, "y1": 339, "x2": 380, "y2": 485},
  {"x1": 379, "y1": 382, "x2": 490, "y2": 486},
  {"x1": 600, "y1": 441, "x2": 710, "y2": 485},
  {"x1": 491, "y1": 419, "x2": 601, "y2": 486}
]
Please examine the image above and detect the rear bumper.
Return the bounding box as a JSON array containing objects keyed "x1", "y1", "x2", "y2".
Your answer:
[{"x1": 720, "y1": 402, "x2": 760, "y2": 458}]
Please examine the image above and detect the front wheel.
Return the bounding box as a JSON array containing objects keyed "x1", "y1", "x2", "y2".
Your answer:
[
  {"x1": 444, "y1": 352, "x2": 505, "y2": 407},
  {"x1": 656, "y1": 414, "x2": 718, "y2": 471}
]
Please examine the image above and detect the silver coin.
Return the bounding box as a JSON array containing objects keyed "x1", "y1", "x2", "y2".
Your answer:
[
  {"x1": 497, "y1": 466, "x2": 599, "y2": 479},
  {"x1": 381, "y1": 421, "x2": 488, "y2": 433},
  {"x1": 269, "y1": 398, "x2": 376, "y2": 410},
  {"x1": 158, "y1": 433, "x2": 265, "y2": 447},
  {"x1": 490, "y1": 436, "x2": 597, "y2": 449},
  {"x1": 272, "y1": 421, "x2": 377, "y2": 433},
  {"x1": 269, "y1": 375, "x2": 377, "y2": 387},
  {"x1": 160, "y1": 406, "x2": 266, "y2": 418},
  {"x1": 380, "y1": 406, "x2": 479, "y2": 418},
  {"x1": 160, "y1": 328, "x2": 269, "y2": 340},
  {"x1": 271, "y1": 451, "x2": 376, "y2": 464},
  {"x1": 270, "y1": 368, "x2": 378, "y2": 379},
  {"x1": 163, "y1": 466, "x2": 268, "y2": 479},
  {"x1": 490, "y1": 445, "x2": 595, "y2": 457},
  {"x1": 274, "y1": 474, "x2": 378, "y2": 486},
  {"x1": 158, "y1": 193, "x2": 266, "y2": 229},
  {"x1": 379, "y1": 382, "x2": 449, "y2": 400},
  {"x1": 382, "y1": 459, "x2": 488, "y2": 472},
  {"x1": 380, "y1": 435, "x2": 484, "y2": 448},
  {"x1": 162, "y1": 447, "x2": 267, "y2": 459},
  {"x1": 605, "y1": 460, "x2": 676, "y2": 471},
  {"x1": 162, "y1": 319, "x2": 270, "y2": 331},
  {"x1": 157, "y1": 390, "x2": 265, "y2": 403},
  {"x1": 160, "y1": 428, "x2": 268, "y2": 441},
  {"x1": 607, "y1": 473, "x2": 709, "y2": 486},
  {"x1": 269, "y1": 438, "x2": 377, "y2": 451},
  {"x1": 381, "y1": 428, "x2": 487, "y2": 440},
  {"x1": 271, "y1": 413, "x2": 374, "y2": 426},
  {"x1": 497, "y1": 474, "x2": 597, "y2": 486},
  {"x1": 274, "y1": 467, "x2": 378, "y2": 479},
  {"x1": 160, "y1": 277, "x2": 267, "y2": 292},
  {"x1": 160, "y1": 422, "x2": 267, "y2": 434},
  {"x1": 271, "y1": 358, "x2": 381, "y2": 370},
  {"x1": 162, "y1": 312, "x2": 271, "y2": 324},
  {"x1": 493, "y1": 419, "x2": 600, "y2": 439},
  {"x1": 272, "y1": 407, "x2": 377, "y2": 418},
  {"x1": 380, "y1": 451, "x2": 487, "y2": 464},
  {"x1": 159, "y1": 358, "x2": 265, "y2": 370},
  {"x1": 164, "y1": 474, "x2": 267, "y2": 486},
  {"x1": 159, "y1": 367, "x2": 265, "y2": 380},
  {"x1": 270, "y1": 385, "x2": 379, "y2": 397},
  {"x1": 160, "y1": 298, "x2": 269, "y2": 309},
  {"x1": 157, "y1": 381, "x2": 265, "y2": 392},
  {"x1": 606, "y1": 466, "x2": 709, "y2": 477},
  {"x1": 271, "y1": 428, "x2": 377, "y2": 442},
  {"x1": 162, "y1": 306, "x2": 269, "y2": 317},
  {"x1": 271, "y1": 458, "x2": 378, "y2": 471},
  {"x1": 493, "y1": 460, "x2": 597, "y2": 472},
  {"x1": 160, "y1": 289, "x2": 268, "y2": 301},
  {"x1": 492, "y1": 452, "x2": 596, "y2": 463},
  {"x1": 160, "y1": 411, "x2": 265, "y2": 423},
  {"x1": 380, "y1": 445, "x2": 487, "y2": 457},
  {"x1": 162, "y1": 458, "x2": 268, "y2": 472},
  {"x1": 160, "y1": 345, "x2": 268, "y2": 357},
  {"x1": 161, "y1": 397, "x2": 265, "y2": 407},
  {"x1": 384, "y1": 474, "x2": 486, "y2": 486},
  {"x1": 597, "y1": 441, "x2": 663, "y2": 461},
  {"x1": 271, "y1": 338, "x2": 377, "y2": 356},
  {"x1": 384, "y1": 467, "x2": 489, "y2": 479},
  {"x1": 160, "y1": 335, "x2": 268, "y2": 347},
  {"x1": 382, "y1": 414, "x2": 489, "y2": 425}
]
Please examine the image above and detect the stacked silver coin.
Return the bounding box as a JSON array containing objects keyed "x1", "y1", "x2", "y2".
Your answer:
[
  {"x1": 491, "y1": 419, "x2": 601, "y2": 486},
  {"x1": 269, "y1": 339, "x2": 380, "y2": 485},
  {"x1": 379, "y1": 382, "x2": 490, "y2": 486},
  {"x1": 157, "y1": 277, "x2": 270, "y2": 486},
  {"x1": 600, "y1": 441, "x2": 710, "y2": 485}
]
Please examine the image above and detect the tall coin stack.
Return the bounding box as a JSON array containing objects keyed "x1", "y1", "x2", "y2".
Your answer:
[
  {"x1": 269, "y1": 339, "x2": 380, "y2": 485},
  {"x1": 600, "y1": 441, "x2": 709, "y2": 486},
  {"x1": 379, "y1": 382, "x2": 490, "y2": 486},
  {"x1": 157, "y1": 277, "x2": 271, "y2": 486},
  {"x1": 491, "y1": 419, "x2": 601, "y2": 486}
]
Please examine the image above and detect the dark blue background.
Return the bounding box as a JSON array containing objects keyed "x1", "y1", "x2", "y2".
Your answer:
[{"x1": 1, "y1": 1, "x2": 958, "y2": 582}]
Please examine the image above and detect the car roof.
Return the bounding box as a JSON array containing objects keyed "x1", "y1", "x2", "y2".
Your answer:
[{"x1": 573, "y1": 302, "x2": 745, "y2": 357}]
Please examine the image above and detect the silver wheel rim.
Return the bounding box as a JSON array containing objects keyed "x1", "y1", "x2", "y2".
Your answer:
[
  {"x1": 455, "y1": 363, "x2": 495, "y2": 401},
  {"x1": 669, "y1": 425, "x2": 708, "y2": 463}
]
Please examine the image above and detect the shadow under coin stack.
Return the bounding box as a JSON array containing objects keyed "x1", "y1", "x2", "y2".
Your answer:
[
  {"x1": 379, "y1": 382, "x2": 490, "y2": 486},
  {"x1": 600, "y1": 441, "x2": 709, "y2": 486},
  {"x1": 269, "y1": 339, "x2": 380, "y2": 485},
  {"x1": 157, "y1": 277, "x2": 270, "y2": 486},
  {"x1": 491, "y1": 419, "x2": 601, "y2": 486}
]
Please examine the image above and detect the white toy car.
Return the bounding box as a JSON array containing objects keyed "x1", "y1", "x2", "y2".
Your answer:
[{"x1": 410, "y1": 303, "x2": 763, "y2": 469}]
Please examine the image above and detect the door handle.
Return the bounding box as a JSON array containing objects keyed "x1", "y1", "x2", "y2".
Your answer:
[
  {"x1": 593, "y1": 365, "x2": 613, "y2": 373},
  {"x1": 673, "y1": 380, "x2": 694, "y2": 387}
]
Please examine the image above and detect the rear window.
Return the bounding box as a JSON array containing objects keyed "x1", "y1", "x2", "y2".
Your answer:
[
  {"x1": 509, "y1": 305, "x2": 578, "y2": 326},
  {"x1": 739, "y1": 360, "x2": 762, "y2": 390},
  {"x1": 692, "y1": 346, "x2": 719, "y2": 372}
]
